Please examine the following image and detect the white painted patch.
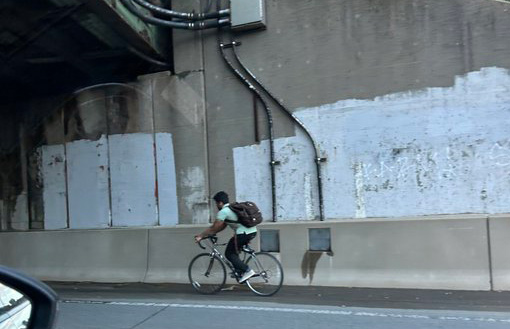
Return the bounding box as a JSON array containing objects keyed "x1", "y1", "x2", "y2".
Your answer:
[
  {"x1": 156, "y1": 133, "x2": 179, "y2": 226},
  {"x1": 42, "y1": 144, "x2": 68, "y2": 229},
  {"x1": 66, "y1": 136, "x2": 110, "y2": 229},
  {"x1": 62, "y1": 300, "x2": 510, "y2": 324},
  {"x1": 353, "y1": 162, "x2": 366, "y2": 218},
  {"x1": 304, "y1": 174, "x2": 314, "y2": 220},
  {"x1": 38, "y1": 133, "x2": 179, "y2": 229},
  {"x1": 234, "y1": 67, "x2": 510, "y2": 219},
  {"x1": 180, "y1": 166, "x2": 208, "y2": 224},
  {"x1": 109, "y1": 133, "x2": 158, "y2": 227},
  {"x1": 234, "y1": 133, "x2": 317, "y2": 220}
]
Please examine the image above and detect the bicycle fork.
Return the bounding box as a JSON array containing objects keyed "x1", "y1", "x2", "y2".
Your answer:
[{"x1": 192, "y1": 254, "x2": 218, "y2": 289}]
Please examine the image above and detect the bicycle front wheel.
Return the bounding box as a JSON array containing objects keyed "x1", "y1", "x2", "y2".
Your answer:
[
  {"x1": 188, "y1": 253, "x2": 226, "y2": 294},
  {"x1": 245, "y1": 252, "x2": 284, "y2": 296}
]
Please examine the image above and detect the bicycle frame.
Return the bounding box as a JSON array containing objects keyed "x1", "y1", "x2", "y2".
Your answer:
[
  {"x1": 198, "y1": 236, "x2": 260, "y2": 281},
  {"x1": 191, "y1": 235, "x2": 283, "y2": 296}
]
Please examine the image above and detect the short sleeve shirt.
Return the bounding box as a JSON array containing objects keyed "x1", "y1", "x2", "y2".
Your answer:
[{"x1": 216, "y1": 203, "x2": 257, "y2": 235}]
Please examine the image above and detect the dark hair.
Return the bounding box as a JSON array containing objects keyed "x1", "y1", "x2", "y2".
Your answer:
[{"x1": 213, "y1": 191, "x2": 229, "y2": 204}]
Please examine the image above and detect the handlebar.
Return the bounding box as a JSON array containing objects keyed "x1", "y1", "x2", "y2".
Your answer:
[{"x1": 197, "y1": 235, "x2": 218, "y2": 250}]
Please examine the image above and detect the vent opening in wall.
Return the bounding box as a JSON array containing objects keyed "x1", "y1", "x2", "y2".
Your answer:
[
  {"x1": 309, "y1": 228, "x2": 331, "y2": 252},
  {"x1": 260, "y1": 229, "x2": 280, "y2": 252}
]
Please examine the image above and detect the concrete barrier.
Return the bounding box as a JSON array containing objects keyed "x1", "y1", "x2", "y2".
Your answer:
[
  {"x1": 0, "y1": 229, "x2": 148, "y2": 282},
  {"x1": 144, "y1": 226, "x2": 260, "y2": 284},
  {"x1": 144, "y1": 225, "x2": 208, "y2": 284},
  {"x1": 489, "y1": 215, "x2": 510, "y2": 291},
  {"x1": 0, "y1": 215, "x2": 496, "y2": 290},
  {"x1": 261, "y1": 215, "x2": 491, "y2": 290}
]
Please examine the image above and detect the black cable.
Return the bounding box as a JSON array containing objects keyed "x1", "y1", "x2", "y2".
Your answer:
[
  {"x1": 127, "y1": 46, "x2": 170, "y2": 67},
  {"x1": 230, "y1": 39, "x2": 327, "y2": 221},
  {"x1": 120, "y1": 0, "x2": 229, "y2": 30},
  {"x1": 131, "y1": 0, "x2": 229, "y2": 20},
  {"x1": 217, "y1": 30, "x2": 279, "y2": 222}
]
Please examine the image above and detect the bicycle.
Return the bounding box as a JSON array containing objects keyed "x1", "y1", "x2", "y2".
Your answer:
[{"x1": 188, "y1": 235, "x2": 284, "y2": 296}]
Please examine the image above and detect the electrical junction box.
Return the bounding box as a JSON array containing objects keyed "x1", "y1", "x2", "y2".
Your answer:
[{"x1": 230, "y1": 0, "x2": 266, "y2": 31}]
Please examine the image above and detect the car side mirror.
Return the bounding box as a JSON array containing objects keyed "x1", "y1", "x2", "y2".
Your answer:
[{"x1": 0, "y1": 266, "x2": 58, "y2": 329}]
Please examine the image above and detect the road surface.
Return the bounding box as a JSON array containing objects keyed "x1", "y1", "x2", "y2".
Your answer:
[{"x1": 50, "y1": 283, "x2": 510, "y2": 329}]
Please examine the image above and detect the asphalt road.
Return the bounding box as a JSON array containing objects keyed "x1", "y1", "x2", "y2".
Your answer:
[{"x1": 50, "y1": 283, "x2": 510, "y2": 329}]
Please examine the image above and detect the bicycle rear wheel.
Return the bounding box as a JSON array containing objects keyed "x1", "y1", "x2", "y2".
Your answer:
[
  {"x1": 245, "y1": 252, "x2": 284, "y2": 296},
  {"x1": 188, "y1": 253, "x2": 226, "y2": 294}
]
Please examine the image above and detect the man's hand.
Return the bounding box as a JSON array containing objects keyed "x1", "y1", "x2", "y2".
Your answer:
[{"x1": 194, "y1": 235, "x2": 203, "y2": 243}]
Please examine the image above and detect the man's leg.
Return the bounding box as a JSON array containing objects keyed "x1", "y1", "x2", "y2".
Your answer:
[
  {"x1": 225, "y1": 236, "x2": 249, "y2": 274},
  {"x1": 237, "y1": 233, "x2": 257, "y2": 283}
]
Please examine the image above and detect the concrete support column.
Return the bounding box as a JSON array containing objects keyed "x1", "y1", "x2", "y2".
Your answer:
[{"x1": 149, "y1": 0, "x2": 211, "y2": 224}]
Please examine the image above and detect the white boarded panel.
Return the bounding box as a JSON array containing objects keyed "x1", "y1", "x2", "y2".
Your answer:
[
  {"x1": 156, "y1": 133, "x2": 178, "y2": 226},
  {"x1": 67, "y1": 136, "x2": 110, "y2": 229},
  {"x1": 42, "y1": 144, "x2": 67, "y2": 229},
  {"x1": 109, "y1": 133, "x2": 158, "y2": 226}
]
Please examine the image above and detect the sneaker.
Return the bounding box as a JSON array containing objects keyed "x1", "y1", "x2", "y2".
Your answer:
[{"x1": 239, "y1": 269, "x2": 256, "y2": 283}]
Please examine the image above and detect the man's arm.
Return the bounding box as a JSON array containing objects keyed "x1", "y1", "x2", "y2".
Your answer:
[{"x1": 195, "y1": 220, "x2": 227, "y2": 242}]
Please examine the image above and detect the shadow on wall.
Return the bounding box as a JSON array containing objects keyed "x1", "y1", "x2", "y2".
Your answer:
[{"x1": 301, "y1": 251, "x2": 334, "y2": 284}]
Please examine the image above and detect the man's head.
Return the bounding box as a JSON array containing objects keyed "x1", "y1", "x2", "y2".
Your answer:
[{"x1": 213, "y1": 191, "x2": 229, "y2": 210}]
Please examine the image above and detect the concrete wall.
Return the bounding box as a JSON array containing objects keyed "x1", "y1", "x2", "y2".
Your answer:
[
  {"x1": 0, "y1": 71, "x2": 210, "y2": 229},
  {"x1": 0, "y1": 215, "x2": 503, "y2": 290},
  {"x1": 3, "y1": 0, "x2": 510, "y2": 228},
  {"x1": 235, "y1": 67, "x2": 510, "y2": 219},
  {"x1": 489, "y1": 215, "x2": 510, "y2": 291},
  {"x1": 197, "y1": 0, "x2": 510, "y2": 220}
]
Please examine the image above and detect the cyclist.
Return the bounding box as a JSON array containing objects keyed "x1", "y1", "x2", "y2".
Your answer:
[{"x1": 194, "y1": 191, "x2": 257, "y2": 283}]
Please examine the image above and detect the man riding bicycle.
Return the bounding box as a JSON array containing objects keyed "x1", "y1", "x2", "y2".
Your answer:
[{"x1": 194, "y1": 191, "x2": 257, "y2": 283}]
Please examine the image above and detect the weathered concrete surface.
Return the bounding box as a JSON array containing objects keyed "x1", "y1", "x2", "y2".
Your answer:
[
  {"x1": 3, "y1": 0, "x2": 510, "y2": 232},
  {"x1": 235, "y1": 68, "x2": 510, "y2": 219},
  {"x1": 264, "y1": 215, "x2": 491, "y2": 290},
  {"x1": 0, "y1": 216, "x2": 494, "y2": 290},
  {"x1": 199, "y1": 0, "x2": 510, "y2": 214},
  {"x1": 150, "y1": 71, "x2": 210, "y2": 224},
  {"x1": 41, "y1": 144, "x2": 67, "y2": 230},
  {"x1": 0, "y1": 229, "x2": 148, "y2": 282},
  {"x1": 144, "y1": 226, "x2": 212, "y2": 284},
  {"x1": 66, "y1": 136, "x2": 110, "y2": 229}
]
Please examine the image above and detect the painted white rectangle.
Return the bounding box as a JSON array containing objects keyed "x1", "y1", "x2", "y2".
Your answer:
[
  {"x1": 109, "y1": 133, "x2": 158, "y2": 227},
  {"x1": 67, "y1": 136, "x2": 110, "y2": 229},
  {"x1": 234, "y1": 67, "x2": 510, "y2": 220},
  {"x1": 156, "y1": 133, "x2": 178, "y2": 226},
  {"x1": 42, "y1": 144, "x2": 68, "y2": 229},
  {"x1": 234, "y1": 133, "x2": 318, "y2": 221}
]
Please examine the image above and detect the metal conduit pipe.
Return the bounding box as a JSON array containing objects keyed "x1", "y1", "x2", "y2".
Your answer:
[
  {"x1": 218, "y1": 32, "x2": 279, "y2": 222},
  {"x1": 230, "y1": 41, "x2": 327, "y2": 221},
  {"x1": 131, "y1": 0, "x2": 230, "y2": 20},
  {"x1": 120, "y1": 0, "x2": 230, "y2": 30}
]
